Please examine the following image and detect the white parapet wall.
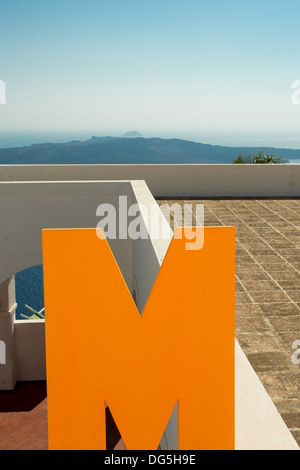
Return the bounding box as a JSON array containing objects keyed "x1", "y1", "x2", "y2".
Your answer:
[
  {"x1": 0, "y1": 180, "x2": 133, "y2": 286},
  {"x1": 14, "y1": 319, "x2": 46, "y2": 381},
  {"x1": 0, "y1": 164, "x2": 299, "y2": 197},
  {"x1": 0, "y1": 180, "x2": 135, "y2": 390}
]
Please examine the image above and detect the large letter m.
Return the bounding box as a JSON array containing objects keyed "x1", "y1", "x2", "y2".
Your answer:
[{"x1": 42, "y1": 227, "x2": 235, "y2": 450}]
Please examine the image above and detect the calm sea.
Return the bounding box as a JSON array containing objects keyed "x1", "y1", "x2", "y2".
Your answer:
[
  {"x1": 1, "y1": 131, "x2": 300, "y2": 150},
  {"x1": 15, "y1": 266, "x2": 44, "y2": 320}
]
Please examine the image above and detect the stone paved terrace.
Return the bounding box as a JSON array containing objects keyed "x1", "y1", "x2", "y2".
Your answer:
[{"x1": 156, "y1": 197, "x2": 300, "y2": 446}]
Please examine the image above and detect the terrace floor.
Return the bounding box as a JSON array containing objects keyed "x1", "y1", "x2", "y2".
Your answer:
[
  {"x1": 156, "y1": 197, "x2": 300, "y2": 446},
  {"x1": 0, "y1": 197, "x2": 299, "y2": 449},
  {"x1": 0, "y1": 382, "x2": 125, "y2": 450}
]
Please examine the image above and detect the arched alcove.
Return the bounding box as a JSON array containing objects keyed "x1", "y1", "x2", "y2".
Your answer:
[{"x1": 15, "y1": 265, "x2": 44, "y2": 320}]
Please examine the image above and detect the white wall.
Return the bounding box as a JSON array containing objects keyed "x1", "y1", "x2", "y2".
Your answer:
[
  {"x1": 0, "y1": 164, "x2": 299, "y2": 197},
  {"x1": 15, "y1": 320, "x2": 46, "y2": 381},
  {"x1": 0, "y1": 179, "x2": 170, "y2": 387},
  {"x1": 129, "y1": 180, "x2": 173, "y2": 312},
  {"x1": 0, "y1": 180, "x2": 135, "y2": 389},
  {"x1": 0, "y1": 180, "x2": 133, "y2": 287}
]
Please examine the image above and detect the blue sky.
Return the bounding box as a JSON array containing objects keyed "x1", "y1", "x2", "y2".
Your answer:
[{"x1": 1, "y1": 0, "x2": 300, "y2": 143}]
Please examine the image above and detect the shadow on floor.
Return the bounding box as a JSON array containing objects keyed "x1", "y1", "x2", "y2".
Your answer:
[{"x1": 0, "y1": 381, "x2": 47, "y2": 412}]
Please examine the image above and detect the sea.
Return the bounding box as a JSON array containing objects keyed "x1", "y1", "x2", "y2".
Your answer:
[
  {"x1": 1, "y1": 130, "x2": 300, "y2": 150},
  {"x1": 15, "y1": 266, "x2": 44, "y2": 319},
  {"x1": 2, "y1": 131, "x2": 298, "y2": 319}
]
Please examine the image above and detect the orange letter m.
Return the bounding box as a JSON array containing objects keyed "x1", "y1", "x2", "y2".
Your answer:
[{"x1": 42, "y1": 227, "x2": 235, "y2": 450}]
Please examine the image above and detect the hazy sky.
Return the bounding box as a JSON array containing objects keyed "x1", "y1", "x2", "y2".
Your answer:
[{"x1": 1, "y1": 0, "x2": 300, "y2": 141}]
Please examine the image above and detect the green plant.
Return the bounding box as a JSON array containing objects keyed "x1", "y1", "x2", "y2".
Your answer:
[{"x1": 233, "y1": 148, "x2": 286, "y2": 164}]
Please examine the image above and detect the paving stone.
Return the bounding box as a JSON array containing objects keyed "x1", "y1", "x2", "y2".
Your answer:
[
  {"x1": 277, "y1": 281, "x2": 300, "y2": 291},
  {"x1": 249, "y1": 291, "x2": 291, "y2": 303},
  {"x1": 287, "y1": 291, "x2": 300, "y2": 303},
  {"x1": 241, "y1": 280, "x2": 278, "y2": 292},
  {"x1": 237, "y1": 271, "x2": 272, "y2": 281},
  {"x1": 258, "y1": 303, "x2": 300, "y2": 316},
  {"x1": 253, "y1": 255, "x2": 283, "y2": 263},
  {"x1": 237, "y1": 332, "x2": 284, "y2": 353},
  {"x1": 235, "y1": 292, "x2": 253, "y2": 304},
  {"x1": 280, "y1": 413, "x2": 300, "y2": 429},
  {"x1": 270, "y1": 271, "x2": 300, "y2": 281},
  {"x1": 273, "y1": 399, "x2": 300, "y2": 414},
  {"x1": 235, "y1": 281, "x2": 246, "y2": 292},
  {"x1": 291, "y1": 431, "x2": 300, "y2": 446},
  {"x1": 235, "y1": 316, "x2": 271, "y2": 334},
  {"x1": 247, "y1": 351, "x2": 292, "y2": 372},
  {"x1": 257, "y1": 370, "x2": 300, "y2": 399},
  {"x1": 235, "y1": 303, "x2": 264, "y2": 317},
  {"x1": 268, "y1": 316, "x2": 300, "y2": 332},
  {"x1": 235, "y1": 263, "x2": 264, "y2": 273}
]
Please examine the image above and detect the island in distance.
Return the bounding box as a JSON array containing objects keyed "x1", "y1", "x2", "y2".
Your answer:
[
  {"x1": 0, "y1": 135, "x2": 299, "y2": 165},
  {"x1": 123, "y1": 131, "x2": 144, "y2": 138}
]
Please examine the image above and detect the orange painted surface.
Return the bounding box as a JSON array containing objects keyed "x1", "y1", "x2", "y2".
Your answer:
[{"x1": 42, "y1": 227, "x2": 235, "y2": 450}]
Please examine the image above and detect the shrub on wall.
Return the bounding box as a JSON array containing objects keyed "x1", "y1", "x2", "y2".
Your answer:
[{"x1": 233, "y1": 149, "x2": 286, "y2": 164}]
